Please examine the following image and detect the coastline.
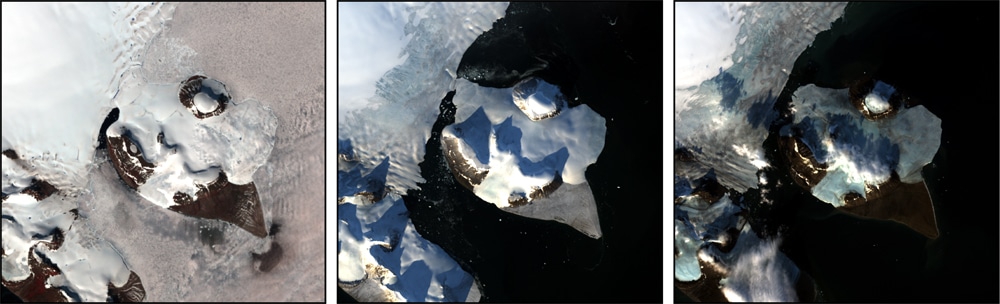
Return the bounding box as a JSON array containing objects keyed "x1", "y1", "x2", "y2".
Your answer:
[{"x1": 149, "y1": 2, "x2": 325, "y2": 301}]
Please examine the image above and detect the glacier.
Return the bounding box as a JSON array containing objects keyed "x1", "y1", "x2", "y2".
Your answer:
[
  {"x1": 337, "y1": 2, "x2": 509, "y2": 302},
  {"x1": 674, "y1": 2, "x2": 847, "y2": 192},
  {"x1": 675, "y1": 2, "x2": 952, "y2": 302},
  {"x1": 2, "y1": 3, "x2": 176, "y2": 301}
]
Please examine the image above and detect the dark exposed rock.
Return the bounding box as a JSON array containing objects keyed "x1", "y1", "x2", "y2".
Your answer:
[
  {"x1": 1, "y1": 193, "x2": 146, "y2": 302},
  {"x1": 779, "y1": 133, "x2": 938, "y2": 239},
  {"x1": 442, "y1": 131, "x2": 564, "y2": 208},
  {"x1": 107, "y1": 272, "x2": 145, "y2": 302},
  {"x1": 41, "y1": 229, "x2": 64, "y2": 251},
  {"x1": 178, "y1": 75, "x2": 230, "y2": 119},
  {"x1": 1, "y1": 149, "x2": 59, "y2": 201},
  {"x1": 96, "y1": 108, "x2": 120, "y2": 150},
  {"x1": 2, "y1": 135, "x2": 146, "y2": 303},
  {"x1": 838, "y1": 173, "x2": 939, "y2": 239},
  {"x1": 106, "y1": 123, "x2": 268, "y2": 237},
  {"x1": 336, "y1": 191, "x2": 382, "y2": 206},
  {"x1": 168, "y1": 172, "x2": 268, "y2": 238},
  {"x1": 690, "y1": 176, "x2": 727, "y2": 205},
  {"x1": 511, "y1": 78, "x2": 565, "y2": 121},
  {"x1": 106, "y1": 133, "x2": 155, "y2": 189},
  {"x1": 507, "y1": 193, "x2": 528, "y2": 208},
  {"x1": 268, "y1": 222, "x2": 281, "y2": 237},
  {"x1": 441, "y1": 135, "x2": 489, "y2": 191},
  {"x1": 2, "y1": 149, "x2": 18, "y2": 160},
  {"x1": 779, "y1": 135, "x2": 828, "y2": 189},
  {"x1": 0, "y1": 169, "x2": 86, "y2": 302},
  {"x1": 2, "y1": 244, "x2": 69, "y2": 302},
  {"x1": 22, "y1": 179, "x2": 57, "y2": 202},
  {"x1": 252, "y1": 241, "x2": 284, "y2": 273},
  {"x1": 674, "y1": 147, "x2": 697, "y2": 163},
  {"x1": 528, "y1": 171, "x2": 563, "y2": 202}
]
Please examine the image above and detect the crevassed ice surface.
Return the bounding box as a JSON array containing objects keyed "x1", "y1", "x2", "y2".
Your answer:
[
  {"x1": 2, "y1": 3, "x2": 176, "y2": 300},
  {"x1": 674, "y1": 2, "x2": 847, "y2": 192},
  {"x1": 674, "y1": 3, "x2": 846, "y2": 300},
  {"x1": 338, "y1": 2, "x2": 510, "y2": 192},
  {"x1": 338, "y1": 2, "x2": 509, "y2": 302},
  {"x1": 2, "y1": 2, "x2": 174, "y2": 194}
]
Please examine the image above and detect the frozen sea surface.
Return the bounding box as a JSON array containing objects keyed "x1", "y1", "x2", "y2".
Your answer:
[{"x1": 3, "y1": 2, "x2": 325, "y2": 302}]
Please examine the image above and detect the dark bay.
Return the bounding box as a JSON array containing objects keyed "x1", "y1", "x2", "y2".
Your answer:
[
  {"x1": 393, "y1": 2, "x2": 663, "y2": 302},
  {"x1": 680, "y1": 2, "x2": 999, "y2": 302}
]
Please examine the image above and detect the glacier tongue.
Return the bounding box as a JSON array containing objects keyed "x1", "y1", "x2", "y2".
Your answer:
[
  {"x1": 674, "y1": 2, "x2": 848, "y2": 192},
  {"x1": 337, "y1": 2, "x2": 510, "y2": 193},
  {"x1": 336, "y1": 3, "x2": 509, "y2": 302},
  {"x1": 1, "y1": 2, "x2": 177, "y2": 194}
]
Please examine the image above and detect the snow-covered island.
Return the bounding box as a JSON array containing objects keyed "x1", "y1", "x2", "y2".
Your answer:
[
  {"x1": 105, "y1": 75, "x2": 277, "y2": 237},
  {"x1": 442, "y1": 78, "x2": 606, "y2": 239},
  {"x1": 3, "y1": 3, "x2": 292, "y2": 301},
  {"x1": 785, "y1": 83, "x2": 940, "y2": 203}
]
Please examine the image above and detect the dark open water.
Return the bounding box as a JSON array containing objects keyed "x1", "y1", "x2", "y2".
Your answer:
[
  {"x1": 335, "y1": 1, "x2": 998, "y2": 302},
  {"x1": 675, "y1": 2, "x2": 999, "y2": 302},
  {"x1": 339, "y1": 2, "x2": 663, "y2": 303}
]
